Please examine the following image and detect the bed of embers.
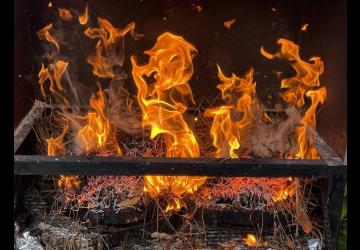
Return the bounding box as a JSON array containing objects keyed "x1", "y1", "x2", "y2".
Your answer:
[{"x1": 15, "y1": 4, "x2": 330, "y2": 250}]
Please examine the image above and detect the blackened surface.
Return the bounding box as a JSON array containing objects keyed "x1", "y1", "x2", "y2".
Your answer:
[
  {"x1": 19, "y1": 0, "x2": 346, "y2": 157},
  {"x1": 14, "y1": 155, "x2": 346, "y2": 177}
]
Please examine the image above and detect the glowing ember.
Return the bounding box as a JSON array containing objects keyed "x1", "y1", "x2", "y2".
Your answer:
[
  {"x1": 193, "y1": 5, "x2": 202, "y2": 13},
  {"x1": 224, "y1": 18, "x2": 236, "y2": 29},
  {"x1": 58, "y1": 8, "x2": 73, "y2": 21},
  {"x1": 131, "y1": 32, "x2": 206, "y2": 210},
  {"x1": 301, "y1": 23, "x2": 309, "y2": 31}
]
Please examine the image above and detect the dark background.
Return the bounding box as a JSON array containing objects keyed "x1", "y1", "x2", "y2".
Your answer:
[{"x1": 14, "y1": 0, "x2": 346, "y2": 158}]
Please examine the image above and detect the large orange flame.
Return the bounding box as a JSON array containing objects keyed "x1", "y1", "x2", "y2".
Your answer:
[
  {"x1": 204, "y1": 65, "x2": 257, "y2": 158},
  {"x1": 85, "y1": 19, "x2": 141, "y2": 78},
  {"x1": 131, "y1": 32, "x2": 206, "y2": 210},
  {"x1": 260, "y1": 39, "x2": 326, "y2": 159}
]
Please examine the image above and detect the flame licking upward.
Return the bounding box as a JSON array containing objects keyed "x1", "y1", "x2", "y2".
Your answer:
[
  {"x1": 78, "y1": 5, "x2": 89, "y2": 25},
  {"x1": 85, "y1": 19, "x2": 141, "y2": 78},
  {"x1": 131, "y1": 32, "x2": 206, "y2": 210},
  {"x1": 260, "y1": 39, "x2": 326, "y2": 159},
  {"x1": 204, "y1": 66, "x2": 258, "y2": 158},
  {"x1": 76, "y1": 89, "x2": 122, "y2": 155},
  {"x1": 36, "y1": 23, "x2": 60, "y2": 52},
  {"x1": 47, "y1": 122, "x2": 69, "y2": 156},
  {"x1": 38, "y1": 60, "x2": 70, "y2": 105}
]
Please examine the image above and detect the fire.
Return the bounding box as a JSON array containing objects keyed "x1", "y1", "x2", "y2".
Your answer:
[
  {"x1": 204, "y1": 65, "x2": 258, "y2": 158},
  {"x1": 296, "y1": 88, "x2": 326, "y2": 159},
  {"x1": 57, "y1": 175, "x2": 81, "y2": 189},
  {"x1": 36, "y1": 23, "x2": 60, "y2": 52},
  {"x1": 260, "y1": 38, "x2": 326, "y2": 159},
  {"x1": 38, "y1": 60, "x2": 70, "y2": 105},
  {"x1": 243, "y1": 234, "x2": 260, "y2": 247},
  {"x1": 76, "y1": 89, "x2": 122, "y2": 155},
  {"x1": 272, "y1": 180, "x2": 295, "y2": 202},
  {"x1": 85, "y1": 19, "x2": 141, "y2": 78},
  {"x1": 78, "y1": 5, "x2": 89, "y2": 25},
  {"x1": 131, "y1": 32, "x2": 206, "y2": 210},
  {"x1": 58, "y1": 8, "x2": 73, "y2": 21},
  {"x1": 47, "y1": 122, "x2": 68, "y2": 156},
  {"x1": 57, "y1": 175, "x2": 81, "y2": 202},
  {"x1": 224, "y1": 19, "x2": 236, "y2": 29}
]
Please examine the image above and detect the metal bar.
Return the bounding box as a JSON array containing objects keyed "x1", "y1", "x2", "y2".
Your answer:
[
  {"x1": 14, "y1": 100, "x2": 47, "y2": 154},
  {"x1": 327, "y1": 174, "x2": 346, "y2": 249},
  {"x1": 14, "y1": 155, "x2": 346, "y2": 177},
  {"x1": 309, "y1": 127, "x2": 344, "y2": 166}
]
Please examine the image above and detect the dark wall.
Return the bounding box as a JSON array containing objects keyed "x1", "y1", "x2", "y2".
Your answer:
[
  {"x1": 14, "y1": 0, "x2": 346, "y2": 157},
  {"x1": 14, "y1": 0, "x2": 35, "y2": 127}
]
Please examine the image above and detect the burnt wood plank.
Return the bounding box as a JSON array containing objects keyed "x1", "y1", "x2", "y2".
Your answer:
[{"x1": 14, "y1": 155, "x2": 346, "y2": 177}]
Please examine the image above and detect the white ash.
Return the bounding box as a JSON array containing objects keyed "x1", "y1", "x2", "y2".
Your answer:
[{"x1": 244, "y1": 106, "x2": 301, "y2": 157}]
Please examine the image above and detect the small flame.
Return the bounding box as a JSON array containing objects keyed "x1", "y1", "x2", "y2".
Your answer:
[
  {"x1": 57, "y1": 175, "x2": 81, "y2": 202},
  {"x1": 47, "y1": 122, "x2": 69, "y2": 156},
  {"x1": 78, "y1": 5, "x2": 89, "y2": 25},
  {"x1": 38, "y1": 60, "x2": 70, "y2": 105},
  {"x1": 165, "y1": 198, "x2": 181, "y2": 212},
  {"x1": 301, "y1": 23, "x2": 309, "y2": 31},
  {"x1": 58, "y1": 8, "x2": 73, "y2": 21},
  {"x1": 48, "y1": 2, "x2": 52, "y2": 8},
  {"x1": 272, "y1": 184, "x2": 295, "y2": 202},
  {"x1": 244, "y1": 234, "x2": 260, "y2": 247},
  {"x1": 85, "y1": 19, "x2": 141, "y2": 78},
  {"x1": 205, "y1": 65, "x2": 257, "y2": 158},
  {"x1": 224, "y1": 19, "x2": 236, "y2": 29},
  {"x1": 57, "y1": 175, "x2": 81, "y2": 189},
  {"x1": 131, "y1": 32, "x2": 206, "y2": 210},
  {"x1": 76, "y1": 89, "x2": 122, "y2": 154},
  {"x1": 36, "y1": 23, "x2": 60, "y2": 51}
]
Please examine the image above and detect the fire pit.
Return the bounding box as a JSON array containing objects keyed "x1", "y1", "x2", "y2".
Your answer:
[{"x1": 14, "y1": 0, "x2": 346, "y2": 249}]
